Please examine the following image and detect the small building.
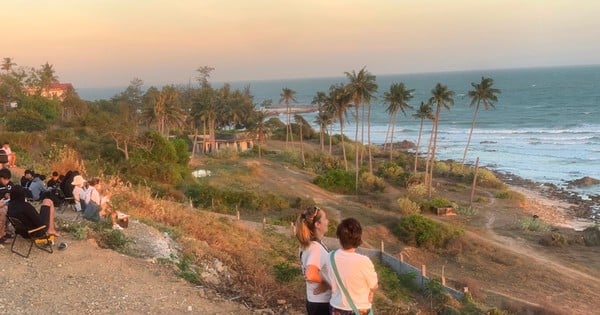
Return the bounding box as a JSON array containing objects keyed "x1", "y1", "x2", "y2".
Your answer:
[{"x1": 26, "y1": 82, "x2": 73, "y2": 101}]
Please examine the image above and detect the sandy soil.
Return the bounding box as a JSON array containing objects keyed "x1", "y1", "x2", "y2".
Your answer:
[{"x1": 0, "y1": 222, "x2": 254, "y2": 315}]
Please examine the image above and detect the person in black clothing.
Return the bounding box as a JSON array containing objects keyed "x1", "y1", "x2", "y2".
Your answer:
[
  {"x1": 46, "y1": 171, "x2": 61, "y2": 189},
  {"x1": 7, "y1": 185, "x2": 60, "y2": 237},
  {"x1": 0, "y1": 168, "x2": 13, "y2": 243},
  {"x1": 61, "y1": 170, "x2": 78, "y2": 199},
  {"x1": 21, "y1": 169, "x2": 34, "y2": 188}
]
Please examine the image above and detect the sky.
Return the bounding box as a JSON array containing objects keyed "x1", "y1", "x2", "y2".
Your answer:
[{"x1": 3, "y1": 0, "x2": 600, "y2": 88}]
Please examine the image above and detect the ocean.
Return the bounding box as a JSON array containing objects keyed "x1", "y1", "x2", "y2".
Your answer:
[{"x1": 78, "y1": 65, "x2": 600, "y2": 198}]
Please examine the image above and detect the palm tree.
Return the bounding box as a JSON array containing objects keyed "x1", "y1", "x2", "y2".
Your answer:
[
  {"x1": 38, "y1": 62, "x2": 59, "y2": 91},
  {"x1": 279, "y1": 87, "x2": 297, "y2": 147},
  {"x1": 383, "y1": 82, "x2": 414, "y2": 160},
  {"x1": 461, "y1": 77, "x2": 501, "y2": 168},
  {"x1": 345, "y1": 67, "x2": 378, "y2": 187},
  {"x1": 294, "y1": 114, "x2": 307, "y2": 166},
  {"x1": 1, "y1": 57, "x2": 16, "y2": 73},
  {"x1": 248, "y1": 110, "x2": 270, "y2": 158},
  {"x1": 426, "y1": 83, "x2": 455, "y2": 197},
  {"x1": 144, "y1": 85, "x2": 185, "y2": 137},
  {"x1": 412, "y1": 102, "x2": 434, "y2": 173},
  {"x1": 312, "y1": 91, "x2": 329, "y2": 152},
  {"x1": 329, "y1": 84, "x2": 352, "y2": 170}
]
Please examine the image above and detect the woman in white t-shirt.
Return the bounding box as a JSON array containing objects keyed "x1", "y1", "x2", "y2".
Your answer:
[
  {"x1": 328, "y1": 218, "x2": 378, "y2": 315},
  {"x1": 295, "y1": 206, "x2": 331, "y2": 315}
]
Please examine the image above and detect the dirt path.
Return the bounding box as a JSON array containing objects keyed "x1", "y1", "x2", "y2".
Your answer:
[{"x1": 0, "y1": 228, "x2": 254, "y2": 314}]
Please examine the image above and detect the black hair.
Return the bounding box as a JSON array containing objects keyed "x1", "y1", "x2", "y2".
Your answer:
[
  {"x1": 10, "y1": 185, "x2": 26, "y2": 202},
  {"x1": 0, "y1": 168, "x2": 11, "y2": 180}
]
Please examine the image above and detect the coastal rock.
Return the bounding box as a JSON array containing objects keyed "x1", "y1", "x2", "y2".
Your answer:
[{"x1": 567, "y1": 176, "x2": 600, "y2": 188}]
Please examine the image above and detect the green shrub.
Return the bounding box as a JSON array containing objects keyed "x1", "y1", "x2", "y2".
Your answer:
[
  {"x1": 98, "y1": 229, "x2": 131, "y2": 253},
  {"x1": 377, "y1": 161, "x2": 404, "y2": 181},
  {"x1": 5, "y1": 108, "x2": 49, "y2": 131},
  {"x1": 273, "y1": 262, "x2": 301, "y2": 283},
  {"x1": 494, "y1": 190, "x2": 525, "y2": 201},
  {"x1": 306, "y1": 152, "x2": 341, "y2": 173},
  {"x1": 423, "y1": 278, "x2": 451, "y2": 312},
  {"x1": 456, "y1": 206, "x2": 478, "y2": 216},
  {"x1": 475, "y1": 169, "x2": 504, "y2": 189},
  {"x1": 359, "y1": 172, "x2": 386, "y2": 193},
  {"x1": 520, "y1": 217, "x2": 550, "y2": 232},
  {"x1": 313, "y1": 168, "x2": 355, "y2": 194},
  {"x1": 62, "y1": 221, "x2": 90, "y2": 240},
  {"x1": 374, "y1": 262, "x2": 417, "y2": 302},
  {"x1": 406, "y1": 183, "x2": 427, "y2": 201},
  {"x1": 420, "y1": 197, "x2": 453, "y2": 213},
  {"x1": 185, "y1": 182, "x2": 289, "y2": 213},
  {"x1": 392, "y1": 214, "x2": 463, "y2": 249},
  {"x1": 176, "y1": 255, "x2": 201, "y2": 284},
  {"x1": 397, "y1": 197, "x2": 421, "y2": 216}
]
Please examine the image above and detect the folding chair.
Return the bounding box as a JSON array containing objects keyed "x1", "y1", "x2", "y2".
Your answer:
[
  {"x1": 59, "y1": 197, "x2": 77, "y2": 213},
  {"x1": 7, "y1": 216, "x2": 54, "y2": 258}
]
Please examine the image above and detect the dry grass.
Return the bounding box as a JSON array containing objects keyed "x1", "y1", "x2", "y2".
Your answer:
[
  {"x1": 48, "y1": 144, "x2": 87, "y2": 176},
  {"x1": 109, "y1": 181, "x2": 303, "y2": 308}
]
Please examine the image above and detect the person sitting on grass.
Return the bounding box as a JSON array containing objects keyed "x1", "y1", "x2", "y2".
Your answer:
[
  {"x1": 0, "y1": 168, "x2": 14, "y2": 244},
  {"x1": 7, "y1": 185, "x2": 61, "y2": 237},
  {"x1": 84, "y1": 178, "x2": 122, "y2": 230},
  {"x1": 28, "y1": 172, "x2": 48, "y2": 201},
  {"x1": 2, "y1": 142, "x2": 16, "y2": 168}
]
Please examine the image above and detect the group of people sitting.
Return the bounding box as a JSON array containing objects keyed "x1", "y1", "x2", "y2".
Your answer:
[{"x1": 0, "y1": 168, "x2": 124, "y2": 244}]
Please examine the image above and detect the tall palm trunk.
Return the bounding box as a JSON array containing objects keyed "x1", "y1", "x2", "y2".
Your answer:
[
  {"x1": 360, "y1": 103, "x2": 366, "y2": 165},
  {"x1": 424, "y1": 121, "x2": 436, "y2": 190},
  {"x1": 354, "y1": 104, "x2": 361, "y2": 192},
  {"x1": 383, "y1": 123, "x2": 392, "y2": 151},
  {"x1": 328, "y1": 124, "x2": 333, "y2": 155},
  {"x1": 428, "y1": 105, "x2": 442, "y2": 197},
  {"x1": 319, "y1": 123, "x2": 324, "y2": 152},
  {"x1": 300, "y1": 124, "x2": 305, "y2": 166},
  {"x1": 414, "y1": 118, "x2": 425, "y2": 173},
  {"x1": 389, "y1": 112, "x2": 397, "y2": 161},
  {"x1": 461, "y1": 101, "x2": 481, "y2": 169},
  {"x1": 339, "y1": 113, "x2": 348, "y2": 170},
  {"x1": 367, "y1": 102, "x2": 373, "y2": 173}
]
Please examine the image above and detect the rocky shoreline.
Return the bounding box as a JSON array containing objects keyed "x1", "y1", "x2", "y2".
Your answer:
[
  {"x1": 493, "y1": 170, "x2": 600, "y2": 223},
  {"x1": 371, "y1": 141, "x2": 599, "y2": 225}
]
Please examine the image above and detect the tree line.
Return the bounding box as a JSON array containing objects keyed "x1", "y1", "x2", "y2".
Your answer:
[{"x1": 1, "y1": 58, "x2": 500, "y2": 196}]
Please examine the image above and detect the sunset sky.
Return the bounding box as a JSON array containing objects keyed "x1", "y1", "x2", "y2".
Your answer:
[{"x1": 3, "y1": 0, "x2": 600, "y2": 88}]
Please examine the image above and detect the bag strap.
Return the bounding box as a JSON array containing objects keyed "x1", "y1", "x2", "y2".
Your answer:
[{"x1": 329, "y1": 250, "x2": 360, "y2": 315}]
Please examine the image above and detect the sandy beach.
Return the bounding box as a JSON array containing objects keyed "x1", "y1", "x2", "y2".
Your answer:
[{"x1": 508, "y1": 185, "x2": 596, "y2": 231}]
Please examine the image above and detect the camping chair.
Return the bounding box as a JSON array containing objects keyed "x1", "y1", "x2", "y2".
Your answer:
[
  {"x1": 59, "y1": 197, "x2": 77, "y2": 214},
  {"x1": 7, "y1": 216, "x2": 54, "y2": 258}
]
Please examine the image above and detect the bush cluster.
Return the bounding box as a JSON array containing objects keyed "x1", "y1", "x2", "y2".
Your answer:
[
  {"x1": 520, "y1": 216, "x2": 550, "y2": 232},
  {"x1": 313, "y1": 168, "x2": 355, "y2": 194},
  {"x1": 396, "y1": 197, "x2": 421, "y2": 216},
  {"x1": 359, "y1": 172, "x2": 386, "y2": 193},
  {"x1": 392, "y1": 214, "x2": 463, "y2": 249},
  {"x1": 420, "y1": 197, "x2": 453, "y2": 214},
  {"x1": 185, "y1": 182, "x2": 289, "y2": 213}
]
